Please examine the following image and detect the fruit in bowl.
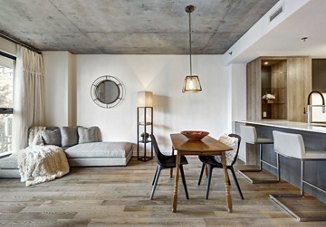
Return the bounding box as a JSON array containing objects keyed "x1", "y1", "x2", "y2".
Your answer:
[{"x1": 181, "y1": 130, "x2": 209, "y2": 141}]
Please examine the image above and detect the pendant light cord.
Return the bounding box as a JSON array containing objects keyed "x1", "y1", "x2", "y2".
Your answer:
[{"x1": 188, "y1": 10, "x2": 192, "y2": 76}]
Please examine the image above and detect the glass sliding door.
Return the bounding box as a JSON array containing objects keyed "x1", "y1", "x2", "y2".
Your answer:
[{"x1": 0, "y1": 53, "x2": 15, "y2": 154}]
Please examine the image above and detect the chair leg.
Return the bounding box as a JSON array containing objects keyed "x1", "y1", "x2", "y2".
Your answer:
[
  {"x1": 152, "y1": 166, "x2": 158, "y2": 186},
  {"x1": 205, "y1": 164, "x2": 213, "y2": 200},
  {"x1": 230, "y1": 167, "x2": 244, "y2": 200},
  {"x1": 180, "y1": 165, "x2": 189, "y2": 200},
  {"x1": 277, "y1": 153, "x2": 280, "y2": 182},
  {"x1": 150, "y1": 166, "x2": 162, "y2": 200},
  {"x1": 259, "y1": 144, "x2": 263, "y2": 171},
  {"x1": 198, "y1": 163, "x2": 205, "y2": 185},
  {"x1": 300, "y1": 160, "x2": 304, "y2": 197}
]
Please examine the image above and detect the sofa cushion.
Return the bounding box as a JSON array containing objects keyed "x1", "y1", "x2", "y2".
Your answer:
[
  {"x1": 215, "y1": 134, "x2": 239, "y2": 166},
  {"x1": 28, "y1": 126, "x2": 46, "y2": 146},
  {"x1": 78, "y1": 126, "x2": 101, "y2": 144},
  {"x1": 64, "y1": 142, "x2": 132, "y2": 158},
  {"x1": 61, "y1": 127, "x2": 78, "y2": 147},
  {"x1": 42, "y1": 128, "x2": 61, "y2": 146}
]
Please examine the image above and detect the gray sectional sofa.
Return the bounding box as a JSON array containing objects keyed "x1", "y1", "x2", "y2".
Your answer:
[
  {"x1": 0, "y1": 152, "x2": 19, "y2": 178},
  {"x1": 0, "y1": 126, "x2": 134, "y2": 178}
]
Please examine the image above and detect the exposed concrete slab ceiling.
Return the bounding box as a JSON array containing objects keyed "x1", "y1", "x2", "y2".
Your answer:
[{"x1": 0, "y1": 0, "x2": 279, "y2": 54}]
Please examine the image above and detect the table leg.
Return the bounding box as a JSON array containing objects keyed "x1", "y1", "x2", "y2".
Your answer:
[
  {"x1": 172, "y1": 153, "x2": 181, "y2": 212},
  {"x1": 221, "y1": 153, "x2": 232, "y2": 212},
  {"x1": 170, "y1": 147, "x2": 174, "y2": 178}
]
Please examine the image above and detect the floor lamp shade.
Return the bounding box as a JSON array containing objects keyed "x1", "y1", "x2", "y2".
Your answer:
[
  {"x1": 137, "y1": 91, "x2": 153, "y2": 107},
  {"x1": 182, "y1": 75, "x2": 202, "y2": 92}
]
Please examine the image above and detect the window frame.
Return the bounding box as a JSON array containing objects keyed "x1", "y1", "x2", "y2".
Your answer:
[
  {"x1": 0, "y1": 50, "x2": 16, "y2": 61},
  {"x1": 0, "y1": 108, "x2": 13, "y2": 114}
]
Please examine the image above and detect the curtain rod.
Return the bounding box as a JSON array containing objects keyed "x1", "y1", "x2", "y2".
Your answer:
[{"x1": 0, "y1": 33, "x2": 42, "y2": 54}]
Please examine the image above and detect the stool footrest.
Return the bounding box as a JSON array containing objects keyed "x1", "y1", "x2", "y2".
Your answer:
[
  {"x1": 270, "y1": 194, "x2": 326, "y2": 222},
  {"x1": 238, "y1": 169, "x2": 279, "y2": 184},
  {"x1": 303, "y1": 179, "x2": 326, "y2": 194},
  {"x1": 261, "y1": 159, "x2": 278, "y2": 169}
]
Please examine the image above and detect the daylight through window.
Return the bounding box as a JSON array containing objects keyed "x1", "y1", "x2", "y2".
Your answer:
[{"x1": 0, "y1": 53, "x2": 15, "y2": 154}]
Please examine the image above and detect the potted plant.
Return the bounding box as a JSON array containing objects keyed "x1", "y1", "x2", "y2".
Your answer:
[{"x1": 262, "y1": 93, "x2": 276, "y2": 103}]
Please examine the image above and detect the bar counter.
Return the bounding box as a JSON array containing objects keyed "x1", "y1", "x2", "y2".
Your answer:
[
  {"x1": 235, "y1": 120, "x2": 326, "y2": 203},
  {"x1": 236, "y1": 120, "x2": 326, "y2": 134}
]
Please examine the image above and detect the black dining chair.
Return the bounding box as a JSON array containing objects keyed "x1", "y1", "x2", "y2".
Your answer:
[
  {"x1": 150, "y1": 134, "x2": 189, "y2": 200},
  {"x1": 197, "y1": 134, "x2": 244, "y2": 200}
]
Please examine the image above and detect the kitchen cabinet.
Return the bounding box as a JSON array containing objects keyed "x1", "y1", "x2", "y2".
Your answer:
[
  {"x1": 312, "y1": 59, "x2": 326, "y2": 92},
  {"x1": 246, "y1": 57, "x2": 311, "y2": 122}
]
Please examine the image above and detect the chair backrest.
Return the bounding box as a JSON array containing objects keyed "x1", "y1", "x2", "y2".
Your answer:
[
  {"x1": 228, "y1": 134, "x2": 241, "y2": 166},
  {"x1": 272, "y1": 130, "x2": 305, "y2": 159},
  {"x1": 150, "y1": 134, "x2": 168, "y2": 165},
  {"x1": 240, "y1": 125, "x2": 257, "y2": 144}
]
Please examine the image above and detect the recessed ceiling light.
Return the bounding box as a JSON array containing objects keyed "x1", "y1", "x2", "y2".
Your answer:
[{"x1": 264, "y1": 61, "x2": 269, "y2": 65}]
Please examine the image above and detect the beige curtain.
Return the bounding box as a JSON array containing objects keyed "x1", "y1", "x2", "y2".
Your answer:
[{"x1": 13, "y1": 45, "x2": 45, "y2": 151}]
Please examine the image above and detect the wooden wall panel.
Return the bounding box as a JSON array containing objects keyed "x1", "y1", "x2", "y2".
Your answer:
[
  {"x1": 312, "y1": 59, "x2": 326, "y2": 92},
  {"x1": 287, "y1": 57, "x2": 312, "y2": 122},
  {"x1": 246, "y1": 58, "x2": 262, "y2": 121}
]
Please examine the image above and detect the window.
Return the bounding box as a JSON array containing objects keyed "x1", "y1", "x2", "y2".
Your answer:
[{"x1": 0, "y1": 52, "x2": 15, "y2": 154}]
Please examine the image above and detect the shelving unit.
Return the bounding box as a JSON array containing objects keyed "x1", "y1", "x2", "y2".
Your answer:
[{"x1": 137, "y1": 107, "x2": 153, "y2": 161}]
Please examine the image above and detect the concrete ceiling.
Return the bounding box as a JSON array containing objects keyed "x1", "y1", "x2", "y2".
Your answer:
[{"x1": 0, "y1": 0, "x2": 278, "y2": 54}]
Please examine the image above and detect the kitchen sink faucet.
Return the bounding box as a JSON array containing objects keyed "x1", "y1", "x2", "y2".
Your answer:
[{"x1": 307, "y1": 90, "x2": 325, "y2": 125}]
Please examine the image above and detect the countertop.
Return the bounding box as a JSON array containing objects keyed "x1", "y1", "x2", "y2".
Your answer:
[{"x1": 236, "y1": 120, "x2": 326, "y2": 134}]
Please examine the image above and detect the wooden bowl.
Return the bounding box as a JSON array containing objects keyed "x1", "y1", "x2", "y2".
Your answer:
[{"x1": 181, "y1": 130, "x2": 209, "y2": 141}]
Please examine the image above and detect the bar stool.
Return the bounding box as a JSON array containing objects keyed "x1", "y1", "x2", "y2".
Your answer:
[
  {"x1": 270, "y1": 130, "x2": 326, "y2": 221},
  {"x1": 238, "y1": 125, "x2": 279, "y2": 183}
]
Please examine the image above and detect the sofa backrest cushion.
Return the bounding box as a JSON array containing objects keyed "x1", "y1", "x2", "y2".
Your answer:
[
  {"x1": 42, "y1": 127, "x2": 61, "y2": 146},
  {"x1": 61, "y1": 127, "x2": 78, "y2": 147},
  {"x1": 78, "y1": 126, "x2": 101, "y2": 144}
]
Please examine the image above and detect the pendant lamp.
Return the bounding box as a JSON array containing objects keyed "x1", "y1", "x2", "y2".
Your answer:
[{"x1": 182, "y1": 5, "x2": 202, "y2": 93}]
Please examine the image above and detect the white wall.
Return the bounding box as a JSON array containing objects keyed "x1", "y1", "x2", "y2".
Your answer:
[
  {"x1": 76, "y1": 55, "x2": 231, "y2": 152},
  {"x1": 0, "y1": 37, "x2": 16, "y2": 56},
  {"x1": 43, "y1": 51, "x2": 76, "y2": 126},
  {"x1": 68, "y1": 53, "x2": 76, "y2": 126},
  {"x1": 229, "y1": 64, "x2": 247, "y2": 127},
  {"x1": 226, "y1": 63, "x2": 247, "y2": 160}
]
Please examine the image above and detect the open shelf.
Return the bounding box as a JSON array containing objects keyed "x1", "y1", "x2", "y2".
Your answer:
[{"x1": 137, "y1": 107, "x2": 153, "y2": 162}]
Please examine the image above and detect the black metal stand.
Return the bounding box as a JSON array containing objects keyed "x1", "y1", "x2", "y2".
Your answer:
[{"x1": 137, "y1": 107, "x2": 153, "y2": 161}]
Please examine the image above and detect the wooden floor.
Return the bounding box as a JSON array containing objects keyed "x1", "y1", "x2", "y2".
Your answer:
[{"x1": 1, "y1": 157, "x2": 325, "y2": 226}]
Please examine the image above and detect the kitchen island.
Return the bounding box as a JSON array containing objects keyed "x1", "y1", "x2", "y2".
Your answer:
[{"x1": 235, "y1": 120, "x2": 326, "y2": 203}]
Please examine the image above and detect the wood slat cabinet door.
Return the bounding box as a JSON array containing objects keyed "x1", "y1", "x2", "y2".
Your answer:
[
  {"x1": 287, "y1": 57, "x2": 312, "y2": 122},
  {"x1": 246, "y1": 58, "x2": 262, "y2": 121}
]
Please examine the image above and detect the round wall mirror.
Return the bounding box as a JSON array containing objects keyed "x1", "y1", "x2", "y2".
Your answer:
[{"x1": 90, "y1": 75, "x2": 125, "y2": 108}]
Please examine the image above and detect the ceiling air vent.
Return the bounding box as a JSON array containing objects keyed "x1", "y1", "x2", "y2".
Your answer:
[{"x1": 269, "y1": 6, "x2": 283, "y2": 22}]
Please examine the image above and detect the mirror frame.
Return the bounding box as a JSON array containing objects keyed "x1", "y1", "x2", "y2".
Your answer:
[{"x1": 90, "y1": 75, "x2": 125, "y2": 108}]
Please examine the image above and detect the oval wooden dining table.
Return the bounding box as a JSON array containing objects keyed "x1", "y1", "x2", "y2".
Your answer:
[{"x1": 170, "y1": 133, "x2": 233, "y2": 213}]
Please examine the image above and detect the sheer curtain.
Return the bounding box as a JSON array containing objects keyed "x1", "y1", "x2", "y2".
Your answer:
[{"x1": 13, "y1": 45, "x2": 45, "y2": 151}]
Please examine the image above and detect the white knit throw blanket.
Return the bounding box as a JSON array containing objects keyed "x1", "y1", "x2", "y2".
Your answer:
[{"x1": 17, "y1": 145, "x2": 70, "y2": 186}]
